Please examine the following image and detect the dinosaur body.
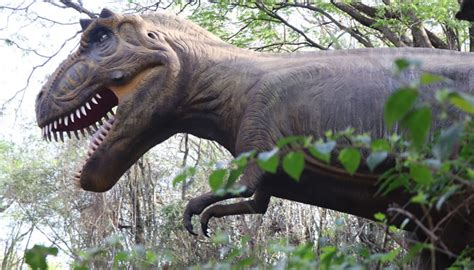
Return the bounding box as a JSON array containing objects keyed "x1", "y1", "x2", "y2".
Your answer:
[{"x1": 36, "y1": 10, "x2": 473, "y2": 268}]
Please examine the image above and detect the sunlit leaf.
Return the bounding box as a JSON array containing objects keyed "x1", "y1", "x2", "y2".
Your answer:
[
  {"x1": 371, "y1": 139, "x2": 391, "y2": 152},
  {"x1": 309, "y1": 140, "x2": 336, "y2": 163},
  {"x1": 282, "y1": 152, "x2": 305, "y2": 181},
  {"x1": 420, "y1": 72, "x2": 445, "y2": 85},
  {"x1": 277, "y1": 136, "x2": 305, "y2": 148},
  {"x1": 338, "y1": 148, "x2": 360, "y2": 175},
  {"x1": 209, "y1": 169, "x2": 226, "y2": 192},
  {"x1": 374, "y1": 212, "x2": 386, "y2": 222},
  {"x1": 449, "y1": 92, "x2": 474, "y2": 114},
  {"x1": 257, "y1": 148, "x2": 279, "y2": 173},
  {"x1": 367, "y1": 151, "x2": 388, "y2": 171}
]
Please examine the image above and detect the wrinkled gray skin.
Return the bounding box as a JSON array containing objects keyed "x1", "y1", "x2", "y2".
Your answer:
[{"x1": 36, "y1": 9, "x2": 474, "y2": 268}]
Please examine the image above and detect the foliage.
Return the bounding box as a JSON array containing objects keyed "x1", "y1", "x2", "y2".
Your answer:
[
  {"x1": 1, "y1": 0, "x2": 473, "y2": 269},
  {"x1": 24, "y1": 245, "x2": 58, "y2": 270}
]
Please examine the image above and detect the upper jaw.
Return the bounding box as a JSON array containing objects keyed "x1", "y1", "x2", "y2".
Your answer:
[{"x1": 37, "y1": 87, "x2": 118, "y2": 142}]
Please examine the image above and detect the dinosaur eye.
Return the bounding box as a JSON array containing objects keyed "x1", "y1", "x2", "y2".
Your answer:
[
  {"x1": 147, "y1": 32, "x2": 158, "y2": 39},
  {"x1": 98, "y1": 32, "x2": 110, "y2": 43}
]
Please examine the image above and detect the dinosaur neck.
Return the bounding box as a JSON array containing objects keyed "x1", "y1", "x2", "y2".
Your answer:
[{"x1": 178, "y1": 47, "x2": 262, "y2": 155}]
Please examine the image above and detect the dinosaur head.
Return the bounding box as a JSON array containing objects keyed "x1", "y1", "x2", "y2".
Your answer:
[{"x1": 36, "y1": 9, "x2": 186, "y2": 191}]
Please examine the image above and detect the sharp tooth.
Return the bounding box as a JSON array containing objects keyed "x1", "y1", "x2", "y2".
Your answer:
[
  {"x1": 91, "y1": 97, "x2": 98, "y2": 104},
  {"x1": 64, "y1": 116, "x2": 69, "y2": 126},
  {"x1": 59, "y1": 118, "x2": 62, "y2": 125},
  {"x1": 104, "y1": 121, "x2": 113, "y2": 129},
  {"x1": 98, "y1": 119, "x2": 103, "y2": 126},
  {"x1": 81, "y1": 106, "x2": 87, "y2": 116},
  {"x1": 53, "y1": 131, "x2": 58, "y2": 142},
  {"x1": 59, "y1": 132, "x2": 64, "y2": 142},
  {"x1": 66, "y1": 131, "x2": 71, "y2": 139},
  {"x1": 76, "y1": 109, "x2": 81, "y2": 119},
  {"x1": 48, "y1": 123, "x2": 53, "y2": 133},
  {"x1": 53, "y1": 120, "x2": 58, "y2": 130},
  {"x1": 80, "y1": 129, "x2": 86, "y2": 137},
  {"x1": 109, "y1": 110, "x2": 115, "y2": 116},
  {"x1": 92, "y1": 140, "x2": 99, "y2": 148},
  {"x1": 74, "y1": 130, "x2": 80, "y2": 140},
  {"x1": 86, "y1": 126, "x2": 94, "y2": 135},
  {"x1": 47, "y1": 132, "x2": 52, "y2": 142},
  {"x1": 104, "y1": 114, "x2": 109, "y2": 120},
  {"x1": 70, "y1": 113, "x2": 75, "y2": 123},
  {"x1": 96, "y1": 93, "x2": 102, "y2": 99},
  {"x1": 85, "y1": 102, "x2": 91, "y2": 110}
]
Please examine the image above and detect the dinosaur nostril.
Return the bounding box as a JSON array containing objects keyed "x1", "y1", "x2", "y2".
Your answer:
[{"x1": 111, "y1": 70, "x2": 125, "y2": 83}]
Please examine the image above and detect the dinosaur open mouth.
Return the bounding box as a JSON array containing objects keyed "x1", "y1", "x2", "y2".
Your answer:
[
  {"x1": 40, "y1": 88, "x2": 118, "y2": 141},
  {"x1": 40, "y1": 88, "x2": 119, "y2": 181}
]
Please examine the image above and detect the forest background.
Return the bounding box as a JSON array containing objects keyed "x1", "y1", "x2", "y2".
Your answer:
[{"x1": 0, "y1": 0, "x2": 473, "y2": 269}]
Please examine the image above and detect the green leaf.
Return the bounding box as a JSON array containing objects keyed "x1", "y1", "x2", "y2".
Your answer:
[
  {"x1": 257, "y1": 148, "x2": 279, "y2": 173},
  {"x1": 227, "y1": 167, "x2": 244, "y2": 187},
  {"x1": 172, "y1": 167, "x2": 196, "y2": 187},
  {"x1": 432, "y1": 124, "x2": 464, "y2": 160},
  {"x1": 371, "y1": 248, "x2": 400, "y2": 263},
  {"x1": 209, "y1": 169, "x2": 226, "y2": 192},
  {"x1": 320, "y1": 246, "x2": 338, "y2": 270},
  {"x1": 371, "y1": 139, "x2": 391, "y2": 152},
  {"x1": 378, "y1": 174, "x2": 409, "y2": 195},
  {"x1": 449, "y1": 92, "x2": 474, "y2": 114},
  {"x1": 367, "y1": 151, "x2": 388, "y2": 171},
  {"x1": 411, "y1": 192, "x2": 428, "y2": 204},
  {"x1": 384, "y1": 88, "x2": 418, "y2": 128},
  {"x1": 114, "y1": 251, "x2": 129, "y2": 262},
  {"x1": 282, "y1": 152, "x2": 305, "y2": 181},
  {"x1": 233, "y1": 151, "x2": 255, "y2": 167},
  {"x1": 393, "y1": 58, "x2": 421, "y2": 73},
  {"x1": 309, "y1": 140, "x2": 336, "y2": 163},
  {"x1": 394, "y1": 58, "x2": 410, "y2": 73},
  {"x1": 338, "y1": 148, "x2": 361, "y2": 175},
  {"x1": 410, "y1": 164, "x2": 433, "y2": 186},
  {"x1": 25, "y1": 245, "x2": 58, "y2": 270},
  {"x1": 401, "y1": 106, "x2": 432, "y2": 150},
  {"x1": 374, "y1": 212, "x2": 386, "y2": 222},
  {"x1": 277, "y1": 136, "x2": 305, "y2": 148},
  {"x1": 420, "y1": 72, "x2": 445, "y2": 85}
]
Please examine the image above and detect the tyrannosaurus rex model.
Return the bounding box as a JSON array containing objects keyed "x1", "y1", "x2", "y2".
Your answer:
[{"x1": 36, "y1": 9, "x2": 473, "y2": 268}]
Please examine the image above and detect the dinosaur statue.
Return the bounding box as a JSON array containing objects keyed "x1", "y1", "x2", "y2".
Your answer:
[{"x1": 36, "y1": 9, "x2": 473, "y2": 268}]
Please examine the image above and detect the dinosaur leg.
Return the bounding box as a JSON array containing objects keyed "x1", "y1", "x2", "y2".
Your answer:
[
  {"x1": 200, "y1": 190, "x2": 271, "y2": 236},
  {"x1": 183, "y1": 164, "x2": 263, "y2": 235}
]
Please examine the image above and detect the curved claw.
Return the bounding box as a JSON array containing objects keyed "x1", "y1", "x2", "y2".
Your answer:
[
  {"x1": 183, "y1": 210, "x2": 198, "y2": 236},
  {"x1": 201, "y1": 221, "x2": 210, "y2": 237},
  {"x1": 200, "y1": 209, "x2": 214, "y2": 237}
]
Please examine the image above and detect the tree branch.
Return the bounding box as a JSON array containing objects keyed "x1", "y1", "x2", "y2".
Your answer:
[{"x1": 330, "y1": 1, "x2": 407, "y2": 47}]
